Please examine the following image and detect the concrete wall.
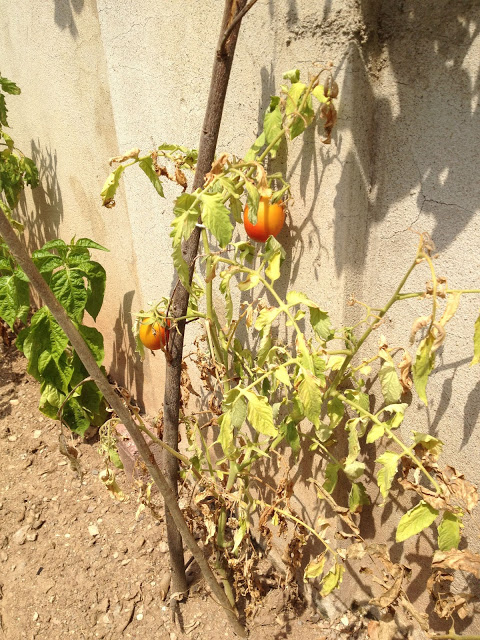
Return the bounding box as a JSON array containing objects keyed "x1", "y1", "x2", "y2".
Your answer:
[{"x1": 2, "y1": 0, "x2": 479, "y2": 631}]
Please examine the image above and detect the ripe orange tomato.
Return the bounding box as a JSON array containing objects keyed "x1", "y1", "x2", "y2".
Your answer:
[
  {"x1": 243, "y1": 196, "x2": 285, "y2": 243},
  {"x1": 139, "y1": 317, "x2": 169, "y2": 351}
]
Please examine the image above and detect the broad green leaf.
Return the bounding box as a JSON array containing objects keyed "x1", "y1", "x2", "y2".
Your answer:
[
  {"x1": 37, "y1": 350, "x2": 73, "y2": 394},
  {"x1": 245, "y1": 391, "x2": 277, "y2": 437},
  {"x1": 396, "y1": 500, "x2": 439, "y2": 542},
  {"x1": 138, "y1": 156, "x2": 165, "y2": 198},
  {"x1": 101, "y1": 165, "x2": 125, "y2": 205},
  {"x1": 32, "y1": 252, "x2": 63, "y2": 274},
  {"x1": 77, "y1": 380, "x2": 103, "y2": 418},
  {"x1": 304, "y1": 554, "x2": 326, "y2": 580},
  {"x1": 79, "y1": 261, "x2": 106, "y2": 321},
  {"x1": 75, "y1": 238, "x2": 108, "y2": 251},
  {"x1": 39, "y1": 383, "x2": 64, "y2": 417},
  {"x1": 78, "y1": 325, "x2": 104, "y2": 365},
  {"x1": 0, "y1": 273, "x2": 30, "y2": 327},
  {"x1": 310, "y1": 307, "x2": 333, "y2": 341},
  {"x1": 413, "y1": 334, "x2": 435, "y2": 405},
  {"x1": 298, "y1": 373, "x2": 323, "y2": 428},
  {"x1": 244, "y1": 181, "x2": 260, "y2": 225},
  {"x1": 286, "y1": 290, "x2": 311, "y2": 306},
  {"x1": 50, "y1": 267, "x2": 88, "y2": 322},
  {"x1": 437, "y1": 512, "x2": 462, "y2": 551},
  {"x1": 201, "y1": 192, "x2": 233, "y2": 248},
  {"x1": 471, "y1": 313, "x2": 480, "y2": 365},
  {"x1": 323, "y1": 462, "x2": 341, "y2": 494},
  {"x1": 376, "y1": 451, "x2": 400, "y2": 499},
  {"x1": 320, "y1": 563, "x2": 345, "y2": 597},
  {"x1": 379, "y1": 351, "x2": 402, "y2": 405},
  {"x1": 16, "y1": 308, "x2": 69, "y2": 384},
  {"x1": 62, "y1": 396, "x2": 91, "y2": 435},
  {"x1": 349, "y1": 482, "x2": 370, "y2": 513}
]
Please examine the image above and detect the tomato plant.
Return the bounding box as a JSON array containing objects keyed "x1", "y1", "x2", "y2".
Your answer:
[
  {"x1": 243, "y1": 196, "x2": 285, "y2": 243},
  {"x1": 104, "y1": 65, "x2": 480, "y2": 625}
]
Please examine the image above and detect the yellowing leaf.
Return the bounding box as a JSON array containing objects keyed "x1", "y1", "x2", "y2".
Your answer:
[
  {"x1": 245, "y1": 391, "x2": 277, "y2": 437},
  {"x1": 378, "y1": 350, "x2": 402, "y2": 405},
  {"x1": 471, "y1": 312, "x2": 480, "y2": 366},
  {"x1": 412, "y1": 334, "x2": 435, "y2": 405},
  {"x1": 437, "y1": 512, "x2": 462, "y2": 551},
  {"x1": 376, "y1": 451, "x2": 400, "y2": 500},
  {"x1": 298, "y1": 373, "x2": 323, "y2": 428},
  {"x1": 320, "y1": 562, "x2": 345, "y2": 596},
  {"x1": 396, "y1": 500, "x2": 439, "y2": 542},
  {"x1": 304, "y1": 554, "x2": 326, "y2": 580}
]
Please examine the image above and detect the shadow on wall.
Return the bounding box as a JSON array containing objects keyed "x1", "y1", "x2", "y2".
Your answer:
[
  {"x1": 19, "y1": 140, "x2": 63, "y2": 253},
  {"x1": 109, "y1": 290, "x2": 146, "y2": 411},
  {"x1": 344, "y1": 0, "x2": 479, "y2": 265},
  {"x1": 54, "y1": 0, "x2": 85, "y2": 39}
]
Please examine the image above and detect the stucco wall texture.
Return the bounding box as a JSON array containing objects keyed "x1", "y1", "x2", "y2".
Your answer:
[{"x1": 2, "y1": 0, "x2": 480, "y2": 630}]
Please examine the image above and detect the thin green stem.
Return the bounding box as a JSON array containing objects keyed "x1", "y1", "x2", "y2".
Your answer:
[
  {"x1": 337, "y1": 392, "x2": 442, "y2": 494},
  {"x1": 256, "y1": 500, "x2": 338, "y2": 558},
  {"x1": 397, "y1": 288, "x2": 480, "y2": 301},
  {"x1": 325, "y1": 253, "x2": 420, "y2": 401}
]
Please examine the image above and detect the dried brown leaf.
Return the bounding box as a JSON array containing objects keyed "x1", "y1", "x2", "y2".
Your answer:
[
  {"x1": 432, "y1": 549, "x2": 480, "y2": 577},
  {"x1": 398, "y1": 350, "x2": 413, "y2": 393},
  {"x1": 175, "y1": 166, "x2": 188, "y2": 191},
  {"x1": 109, "y1": 147, "x2": 140, "y2": 165},
  {"x1": 369, "y1": 567, "x2": 404, "y2": 608},
  {"x1": 410, "y1": 315, "x2": 431, "y2": 344},
  {"x1": 441, "y1": 466, "x2": 479, "y2": 513},
  {"x1": 203, "y1": 153, "x2": 230, "y2": 187}
]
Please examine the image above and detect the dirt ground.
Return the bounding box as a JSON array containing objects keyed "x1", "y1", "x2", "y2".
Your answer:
[{"x1": 0, "y1": 342, "x2": 423, "y2": 640}]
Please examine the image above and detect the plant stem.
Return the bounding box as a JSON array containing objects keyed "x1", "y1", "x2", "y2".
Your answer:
[
  {"x1": 325, "y1": 252, "x2": 420, "y2": 401},
  {"x1": 337, "y1": 392, "x2": 442, "y2": 494},
  {"x1": 161, "y1": 0, "x2": 249, "y2": 603}
]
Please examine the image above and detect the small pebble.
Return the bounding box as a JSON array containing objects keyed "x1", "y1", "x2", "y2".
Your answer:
[
  {"x1": 136, "y1": 613, "x2": 143, "y2": 621},
  {"x1": 88, "y1": 525, "x2": 99, "y2": 537}
]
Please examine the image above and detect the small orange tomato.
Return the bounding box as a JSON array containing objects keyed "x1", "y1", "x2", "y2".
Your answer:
[
  {"x1": 139, "y1": 317, "x2": 169, "y2": 351},
  {"x1": 243, "y1": 196, "x2": 285, "y2": 243}
]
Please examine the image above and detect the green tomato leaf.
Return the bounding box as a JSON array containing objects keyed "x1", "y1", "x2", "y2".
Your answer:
[
  {"x1": 349, "y1": 482, "x2": 370, "y2": 513},
  {"x1": 201, "y1": 192, "x2": 233, "y2": 248},
  {"x1": 376, "y1": 451, "x2": 400, "y2": 500},
  {"x1": 413, "y1": 334, "x2": 435, "y2": 405},
  {"x1": 304, "y1": 554, "x2": 326, "y2": 581},
  {"x1": 320, "y1": 563, "x2": 345, "y2": 597},
  {"x1": 245, "y1": 391, "x2": 277, "y2": 437},
  {"x1": 283, "y1": 69, "x2": 300, "y2": 84},
  {"x1": 298, "y1": 372, "x2": 323, "y2": 428},
  {"x1": 378, "y1": 350, "x2": 403, "y2": 405},
  {"x1": 101, "y1": 165, "x2": 125, "y2": 206},
  {"x1": 244, "y1": 131, "x2": 266, "y2": 163},
  {"x1": 217, "y1": 411, "x2": 236, "y2": 459},
  {"x1": 323, "y1": 462, "x2": 341, "y2": 494},
  {"x1": 244, "y1": 182, "x2": 260, "y2": 225},
  {"x1": 310, "y1": 307, "x2": 334, "y2": 341},
  {"x1": 437, "y1": 511, "x2": 462, "y2": 551},
  {"x1": 138, "y1": 156, "x2": 165, "y2": 198},
  {"x1": 263, "y1": 96, "x2": 282, "y2": 158},
  {"x1": 396, "y1": 500, "x2": 439, "y2": 543}
]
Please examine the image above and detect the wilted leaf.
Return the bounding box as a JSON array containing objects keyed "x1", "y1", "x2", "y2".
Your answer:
[
  {"x1": 471, "y1": 312, "x2": 480, "y2": 366},
  {"x1": 398, "y1": 350, "x2": 413, "y2": 392},
  {"x1": 439, "y1": 292, "x2": 461, "y2": 326},
  {"x1": 109, "y1": 147, "x2": 140, "y2": 165},
  {"x1": 369, "y1": 566, "x2": 404, "y2": 608},
  {"x1": 432, "y1": 548, "x2": 480, "y2": 578},
  {"x1": 412, "y1": 334, "x2": 435, "y2": 405},
  {"x1": 304, "y1": 553, "x2": 326, "y2": 580},
  {"x1": 348, "y1": 482, "x2": 370, "y2": 513}
]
